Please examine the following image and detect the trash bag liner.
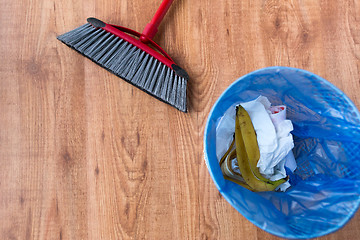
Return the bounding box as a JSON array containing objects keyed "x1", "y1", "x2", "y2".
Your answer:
[{"x1": 204, "y1": 66, "x2": 360, "y2": 239}]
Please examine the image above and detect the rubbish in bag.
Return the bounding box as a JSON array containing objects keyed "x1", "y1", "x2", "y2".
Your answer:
[
  {"x1": 204, "y1": 67, "x2": 360, "y2": 239},
  {"x1": 217, "y1": 96, "x2": 295, "y2": 191},
  {"x1": 220, "y1": 105, "x2": 288, "y2": 191}
]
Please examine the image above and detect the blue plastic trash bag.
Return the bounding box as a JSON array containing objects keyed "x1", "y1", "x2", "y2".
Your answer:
[{"x1": 204, "y1": 66, "x2": 360, "y2": 239}]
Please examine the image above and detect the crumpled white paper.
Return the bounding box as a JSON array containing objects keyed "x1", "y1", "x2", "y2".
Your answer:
[{"x1": 216, "y1": 96, "x2": 296, "y2": 191}]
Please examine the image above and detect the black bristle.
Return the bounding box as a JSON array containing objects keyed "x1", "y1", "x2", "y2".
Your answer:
[{"x1": 57, "y1": 22, "x2": 188, "y2": 112}]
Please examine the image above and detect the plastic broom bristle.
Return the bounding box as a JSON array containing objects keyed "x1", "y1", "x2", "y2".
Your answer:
[{"x1": 57, "y1": 23, "x2": 187, "y2": 112}]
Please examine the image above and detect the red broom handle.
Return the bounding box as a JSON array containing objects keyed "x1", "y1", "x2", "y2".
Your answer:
[{"x1": 140, "y1": 0, "x2": 174, "y2": 43}]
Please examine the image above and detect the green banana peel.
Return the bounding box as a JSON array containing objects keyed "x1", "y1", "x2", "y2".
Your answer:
[
  {"x1": 220, "y1": 140, "x2": 285, "y2": 192},
  {"x1": 221, "y1": 149, "x2": 253, "y2": 191},
  {"x1": 236, "y1": 105, "x2": 286, "y2": 187},
  {"x1": 219, "y1": 135, "x2": 235, "y2": 165},
  {"x1": 223, "y1": 175, "x2": 254, "y2": 191},
  {"x1": 219, "y1": 105, "x2": 288, "y2": 192},
  {"x1": 235, "y1": 106, "x2": 286, "y2": 192}
]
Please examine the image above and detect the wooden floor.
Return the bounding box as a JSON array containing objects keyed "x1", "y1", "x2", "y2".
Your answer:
[{"x1": 1, "y1": 0, "x2": 360, "y2": 239}]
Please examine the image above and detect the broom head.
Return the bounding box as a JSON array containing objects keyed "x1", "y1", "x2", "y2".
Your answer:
[{"x1": 57, "y1": 18, "x2": 188, "y2": 112}]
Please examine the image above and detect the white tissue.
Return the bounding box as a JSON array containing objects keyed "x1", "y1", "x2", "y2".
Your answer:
[
  {"x1": 216, "y1": 96, "x2": 296, "y2": 191},
  {"x1": 241, "y1": 97, "x2": 278, "y2": 153}
]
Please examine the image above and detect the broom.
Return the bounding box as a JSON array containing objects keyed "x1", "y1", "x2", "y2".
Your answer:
[{"x1": 57, "y1": 0, "x2": 188, "y2": 112}]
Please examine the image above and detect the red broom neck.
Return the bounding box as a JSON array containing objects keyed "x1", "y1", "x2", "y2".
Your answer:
[{"x1": 140, "y1": 0, "x2": 174, "y2": 43}]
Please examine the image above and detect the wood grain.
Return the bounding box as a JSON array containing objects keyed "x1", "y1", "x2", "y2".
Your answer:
[{"x1": 1, "y1": 0, "x2": 360, "y2": 239}]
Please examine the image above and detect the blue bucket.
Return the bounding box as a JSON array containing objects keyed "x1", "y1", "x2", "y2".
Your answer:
[{"x1": 204, "y1": 66, "x2": 360, "y2": 239}]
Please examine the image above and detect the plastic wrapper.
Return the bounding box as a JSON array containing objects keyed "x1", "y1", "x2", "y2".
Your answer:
[{"x1": 204, "y1": 67, "x2": 360, "y2": 239}]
